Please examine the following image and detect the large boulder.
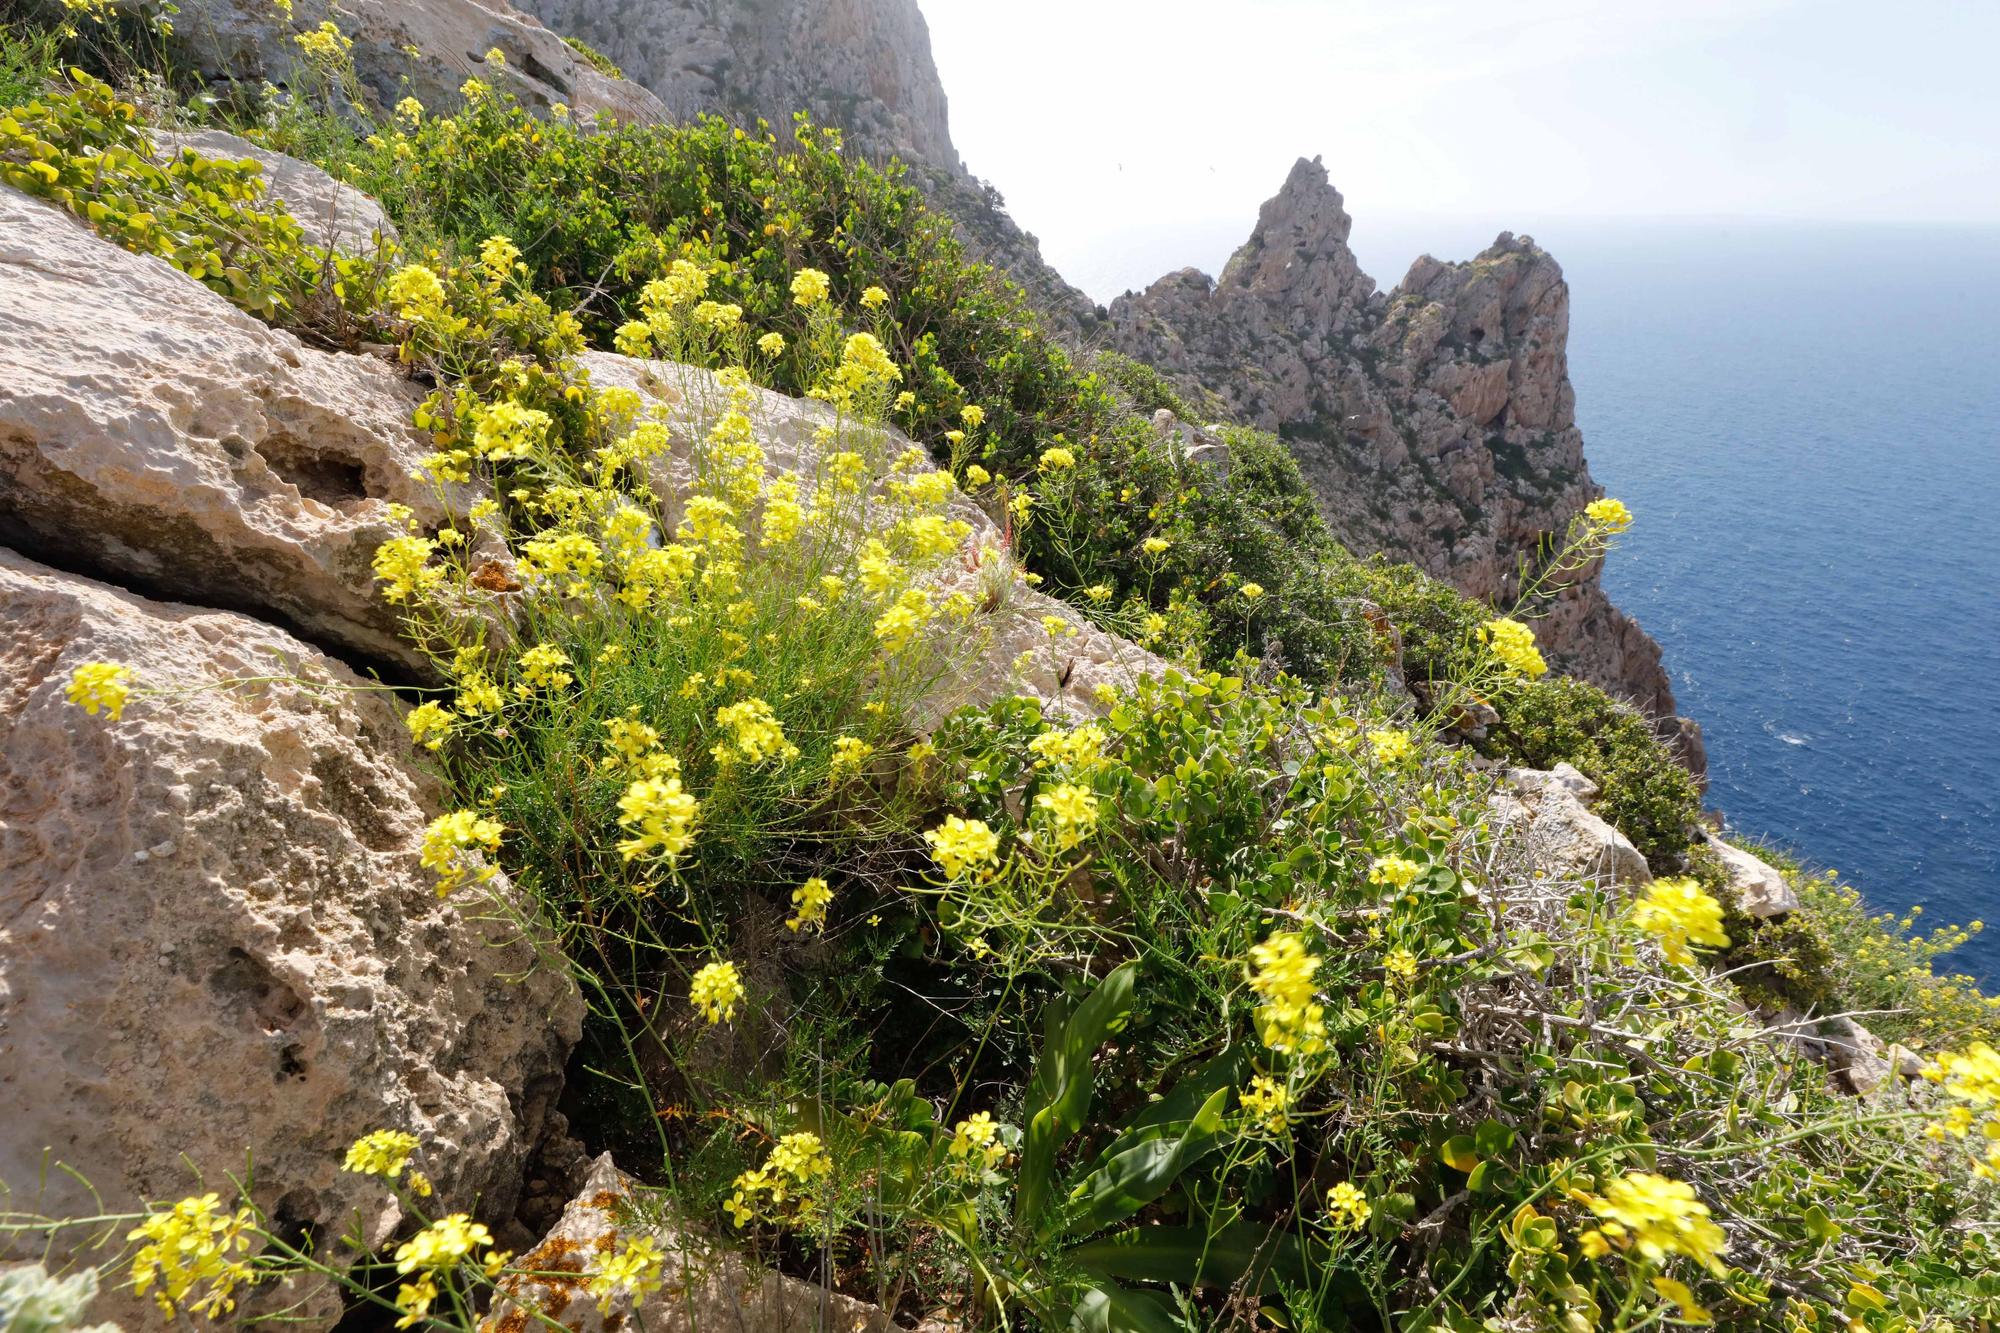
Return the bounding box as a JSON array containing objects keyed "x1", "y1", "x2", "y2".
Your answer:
[
  {"x1": 1702, "y1": 832, "x2": 1801, "y2": 919},
  {"x1": 0, "y1": 186, "x2": 445, "y2": 672},
  {"x1": 170, "y1": 0, "x2": 667, "y2": 126},
  {"x1": 483, "y1": 1154, "x2": 891, "y2": 1333},
  {"x1": 1490, "y1": 765, "x2": 1652, "y2": 890},
  {"x1": 0, "y1": 548, "x2": 582, "y2": 1326}
]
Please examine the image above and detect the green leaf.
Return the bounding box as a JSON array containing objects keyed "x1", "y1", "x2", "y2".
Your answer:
[
  {"x1": 1068, "y1": 1282, "x2": 1185, "y2": 1333},
  {"x1": 1440, "y1": 1135, "x2": 1479, "y2": 1173},
  {"x1": 1017, "y1": 962, "x2": 1140, "y2": 1229},
  {"x1": 1067, "y1": 1222, "x2": 1301, "y2": 1295},
  {"x1": 1473, "y1": 1120, "x2": 1515, "y2": 1157},
  {"x1": 1065, "y1": 1085, "x2": 1229, "y2": 1237}
]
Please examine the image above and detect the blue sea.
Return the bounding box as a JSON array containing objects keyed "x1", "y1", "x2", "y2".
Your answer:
[{"x1": 1553, "y1": 222, "x2": 2000, "y2": 980}]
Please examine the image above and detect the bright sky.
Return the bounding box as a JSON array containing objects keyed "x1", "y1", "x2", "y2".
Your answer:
[{"x1": 923, "y1": 0, "x2": 2000, "y2": 301}]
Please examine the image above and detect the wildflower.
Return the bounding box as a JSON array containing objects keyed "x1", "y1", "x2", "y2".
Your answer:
[
  {"x1": 394, "y1": 96, "x2": 423, "y2": 125},
  {"x1": 1009, "y1": 491, "x2": 1035, "y2": 520},
  {"x1": 293, "y1": 20, "x2": 352, "y2": 63},
  {"x1": 790, "y1": 267, "x2": 830, "y2": 307},
  {"x1": 1038, "y1": 446, "x2": 1075, "y2": 473},
  {"x1": 757, "y1": 331, "x2": 786, "y2": 356},
  {"x1": 1630, "y1": 877, "x2": 1730, "y2": 966},
  {"x1": 64, "y1": 661, "x2": 132, "y2": 719},
  {"x1": 1034, "y1": 782, "x2": 1100, "y2": 850},
  {"x1": 478, "y1": 234, "x2": 519, "y2": 284},
  {"x1": 393, "y1": 1214, "x2": 494, "y2": 1274},
  {"x1": 1326, "y1": 1181, "x2": 1371, "y2": 1231},
  {"x1": 1027, "y1": 723, "x2": 1106, "y2": 771},
  {"x1": 616, "y1": 775, "x2": 700, "y2": 863},
  {"x1": 128, "y1": 1194, "x2": 259, "y2": 1318},
  {"x1": 386, "y1": 264, "x2": 446, "y2": 318},
  {"x1": 769, "y1": 1131, "x2": 832, "y2": 1184},
  {"x1": 1366, "y1": 729, "x2": 1412, "y2": 765},
  {"x1": 587, "y1": 1236, "x2": 666, "y2": 1315},
  {"x1": 787, "y1": 877, "x2": 833, "y2": 932},
  {"x1": 829, "y1": 736, "x2": 875, "y2": 775},
  {"x1": 874, "y1": 589, "x2": 933, "y2": 653},
  {"x1": 960, "y1": 403, "x2": 985, "y2": 428},
  {"x1": 473, "y1": 399, "x2": 550, "y2": 461},
  {"x1": 925, "y1": 815, "x2": 1001, "y2": 879},
  {"x1": 1585, "y1": 496, "x2": 1634, "y2": 532},
  {"x1": 948, "y1": 1111, "x2": 1007, "y2": 1173},
  {"x1": 1247, "y1": 931, "x2": 1326, "y2": 1055},
  {"x1": 1368, "y1": 855, "x2": 1422, "y2": 893},
  {"x1": 420, "y1": 809, "x2": 503, "y2": 894},
  {"x1": 1481, "y1": 617, "x2": 1548, "y2": 679},
  {"x1": 1383, "y1": 948, "x2": 1419, "y2": 984},
  {"x1": 1240, "y1": 582, "x2": 1265, "y2": 601},
  {"x1": 1240, "y1": 1075, "x2": 1290, "y2": 1133},
  {"x1": 1142, "y1": 536, "x2": 1170, "y2": 556},
  {"x1": 405, "y1": 701, "x2": 455, "y2": 751},
  {"x1": 515, "y1": 643, "x2": 574, "y2": 693},
  {"x1": 713, "y1": 697, "x2": 800, "y2": 766},
  {"x1": 838, "y1": 331, "x2": 900, "y2": 386},
  {"x1": 858, "y1": 284, "x2": 890, "y2": 309},
  {"x1": 614, "y1": 320, "x2": 652, "y2": 356},
  {"x1": 965, "y1": 464, "x2": 991, "y2": 487},
  {"x1": 373, "y1": 534, "x2": 444, "y2": 604},
  {"x1": 1585, "y1": 1172, "x2": 1728, "y2": 1273},
  {"x1": 344, "y1": 1129, "x2": 421, "y2": 1179},
  {"x1": 393, "y1": 1276, "x2": 438, "y2": 1328},
  {"x1": 693, "y1": 299, "x2": 743, "y2": 329},
  {"x1": 689, "y1": 959, "x2": 745, "y2": 1024}
]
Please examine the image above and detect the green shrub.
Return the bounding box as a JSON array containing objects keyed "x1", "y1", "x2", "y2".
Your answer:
[{"x1": 562, "y1": 33, "x2": 623, "y2": 80}]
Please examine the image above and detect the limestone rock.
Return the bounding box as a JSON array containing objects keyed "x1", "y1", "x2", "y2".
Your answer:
[
  {"x1": 1109, "y1": 159, "x2": 1697, "y2": 769},
  {"x1": 580, "y1": 354, "x2": 1167, "y2": 724},
  {"x1": 0, "y1": 548, "x2": 582, "y2": 1326},
  {"x1": 1767, "y1": 1013, "x2": 1920, "y2": 1097},
  {"x1": 1703, "y1": 832, "x2": 1802, "y2": 919},
  {"x1": 0, "y1": 186, "x2": 446, "y2": 671},
  {"x1": 1491, "y1": 766, "x2": 1652, "y2": 890},
  {"x1": 150, "y1": 128, "x2": 397, "y2": 254},
  {"x1": 483, "y1": 1153, "x2": 890, "y2": 1333},
  {"x1": 170, "y1": 0, "x2": 667, "y2": 126}
]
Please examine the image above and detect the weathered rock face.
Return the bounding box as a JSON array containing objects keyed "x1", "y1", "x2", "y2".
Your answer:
[
  {"x1": 485, "y1": 1154, "x2": 891, "y2": 1332},
  {"x1": 1703, "y1": 832, "x2": 1801, "y2": 920},
  {"x1": 1109, "y1": 158, "x2": 1698, "y2": 770},
  {"x1": 0, "y1": 186, "x2": 446, "y2": 672},
  {"x1": 151, "y1": 127, "x2": 398, "y2": 254},
  {"x1": 1490, "y1": 764, "x2": 1653, "y2": 890},
  {"x1": 0, "y1": 548, "x2": 582, "y2": 1326},
  {"x1": 510, "y1": 0, "x2": 1102, "y2": 336},
  {"x1": 170, "y1": 0, "x2": 667, "y2": 126}
]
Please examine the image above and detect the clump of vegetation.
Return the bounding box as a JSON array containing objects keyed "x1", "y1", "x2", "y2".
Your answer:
[
  {"x1": 561, "y1": 33, "x2": 623, "y2": 80},
  {"x1": 6, "y1": 16, "x2": 2000, "y2": 1332}
]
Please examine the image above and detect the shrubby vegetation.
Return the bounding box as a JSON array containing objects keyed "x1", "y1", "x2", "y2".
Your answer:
[{"x1": 5, "y1": 16, "x2": 1999, "y2": 1332}]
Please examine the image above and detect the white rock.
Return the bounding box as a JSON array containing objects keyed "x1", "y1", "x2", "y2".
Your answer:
[
  {"x1": 1491, "y1": 766, "x2": 1651, "y2": 890},
  {"x1": 150, "y1": 128, "x2": 397, "y2": 254},
  {"x1": 1702, "y1": 832, "x2": 1801, "y2": 919},
  {"x1": 483, "y1": 1153, "x2": 890, "y2": 1333},
  {"x1": 0, "y1": 186, "x2": 446, "y2": 670},
  {"x1": 0, "y1": 549, "x2": 581, "y2": 1328}
]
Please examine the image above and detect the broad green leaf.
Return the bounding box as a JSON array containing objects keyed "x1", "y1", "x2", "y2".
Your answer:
[
  {"x1": 1067, "y1": 1222, "x2": 1303, "y2": 1295},
  {"x1": 1065, "y1": 1085, "x2": 1230, "y2": 1237},
  {"x1": 1068, "y1": 1282, "x2": 1185, "y2": 1333},
  {"x1": 1440, "y1": 1135, "x2": 1479, "y2": 1173},
  {"x1": 1018, "y1": 962, "x2": 1140, "y2": 1228}
]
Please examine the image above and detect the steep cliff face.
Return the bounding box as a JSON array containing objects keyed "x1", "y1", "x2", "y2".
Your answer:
[
  {"x1": 511, "y1": 0, "x2": 1102, "y2": 335},
  {"x1": 1109, "y1": 158, "x2": 1698, "y2": 767}
]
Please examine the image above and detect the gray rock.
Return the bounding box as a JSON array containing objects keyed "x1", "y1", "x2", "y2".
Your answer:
[
  {"x1": 1703, "y1": 832, "x2": 1802, "y2": 919},
  {"x1": 1491, "y1": 766, "x2": 1652, "y2": 890}
]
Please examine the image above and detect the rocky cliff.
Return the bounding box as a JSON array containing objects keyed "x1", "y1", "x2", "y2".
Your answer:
[{"x1": 1108, "y1": 158, "x2": 1699, "y2": 765}]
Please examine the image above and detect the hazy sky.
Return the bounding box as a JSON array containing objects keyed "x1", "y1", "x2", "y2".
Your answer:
[{"x1": 923, "y1": 0, "x2": 2000, "y2": 301}]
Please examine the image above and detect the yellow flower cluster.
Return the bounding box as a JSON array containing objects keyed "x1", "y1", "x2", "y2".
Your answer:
[
  {"x1": 925, "y1": 815, "x2": 1000, "y2": 879},
  {"x1": 65, "y1": 661, "x2": 132, "y2": 719},
  {"x1": 128, "y1": 1193, "x2": 260, "y2": 1318},
  {"x1": 1481, "y1": 617, "x2": 1548, "y2": 679},
  {"x1": 373, "y1": 534, "x2": 444, "y2": 605},
  {"x1": 1027, "y1": 723, "x2": 1106, "y2": 771},
  {"x1": 586, "y1": 1235, "x2": 667, "y2": 1315},
  {"x1": 689, "y1": 959, "x2": 744, "y2": 1025},
  {"x1": 1367, "y1": 728, "x2": 1413, "y2": 765},
  {"x1": 712, "y1": 697, "x2": 800, "y2": 766},
  {"x1": 1581, "y1": 1171, "x2": 1727, "y2": 1273},
  {"x1": 1921, "y1": 1041, "x2": 2000, "y2": 1178},
  {"x1": 420, "y1": 809, "x2": 503, "y2": 896},
  {"x1": 1033, "y1": 782, "x2": 1100, "y2": 851},
  {"x1": 343, "y1": 1129, "x2": 421, "y2": 1179},
  {"x1": 1240, "y1": 1075, "x2": 1291, "y2": 1133},
  {"x1": 1247, "y1": 931, "x2": 1326, "y2": 1055},
  {"x1": 790, "y1": 267, "x2": 830, "y2": 307},
  {"x1": 948, "y1": 1111, "x2": 1008, "y2": 1175},
  {"x1": 787, "y1": 876, "x2": 833, "y2": 932},
  {"x1": 616, "y1": 774, "x2": 700, "y2": 863},
  {"x1": 726, "y1": 1131, "x2": 833, "y2": 1228},
  {"x1": 1368, "y1": 854, "x2": 1422, "y2": 893},
  {"x1": 1326, "y1": 1181, "x2": 1371, "y2": 1231},
  {"x1": 1585, "y1": 496, "x2": 1634, "y2": 532},
  {"x1": 1630, "y1": 877, "x2": 1730, "y2": 966}
]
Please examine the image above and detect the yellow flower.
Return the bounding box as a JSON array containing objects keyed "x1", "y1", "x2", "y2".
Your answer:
[
  {"x1": 65, "y1": 661, "x2": 132, "y2": 719},
  {"x1": 838, "y1": 331, "x2": 901, "y2": 386},
  {"x1": 515, "y1": 643, "x2": 574, "y2": 693},
  {"x1": 478, "y1": 234, "x2": 519, "y2": 284},
  {"x1": 1038, "y1": 446, "x2": 1075, "y2": 472},
  {"x1": 393, "y1": 1275, "x2": 438, "y2": 1328},
  {"x1": 616, "y1": 775, "x2": 700, "y2": 863},
  {"x1": 1240, "y1": 1075, "x2": 1290, "y2": 1133},
  {"x1": 1034, "y1": 782, "x2": 1100, "y2": 850},
  {"x1": 959, "y1": 403, "x2": 985, "y2": 428},
  {"x1": 405, "y1": 700, "x2": 456, "y2": 751},
  {"x1": 790, "y1": 268, "x2": 831, "y2": 307},
  {"x1": 1481, "y1": 617, "x2": 1548, "y2": 679},
  {"x1": 1585, "y1": 496, "x2": 1634, "y2": 532},
  {"x1": 293, "y1": 20, "x2": 353, "y2": 63},
  {"x1": 614, "y1": 320, "x2": 652, "y2": 357},
  {"x1": 420, "y1": 809, "x2": 503, "y2": 895},
  {"x1": 1383, "y1": 948, "x2": 1419, "y2": 984},
  {"x1": 1587, "y1": 1172, "x2": 1727, "y2": 1272},
  {"x1": 1247, "y1": 931, "x2": 1326, "y2": 1055},
  {"x1": 587, "y1": 1236, "x2": 667, "y2": 1314},
  {"x1": 1630, "y1": 877, "x2": 1730, "y2": 966},
  {"x1": 393, "y1": 1214, "x2": 494, "y2": 1274},
  {"x1": 757, "y1": 331, "x2": 786, "y2": 356},
  {"x1": 925, "y1": 815, "x2": 1001, "y2": 879},
  {"x1": 874, "y1": 588, "x2": 933, "y2": 652},
  {"x1": 689, "y1": 959, "x2": 745, "y2": 1024},
  {"x1": 861, "y1": 285, "x2": 890, "y2": 309},
  {"x1": 385, "y1": 264, "x2": 446, "y2": 319},
  {"x1": 473, "y1": 399, "x2": 550, "y2": 461},
  {"x1": 965, "y1": 464, "x2": 991, "y2": 487},
  {"x1": 713, "y1": 697, "x2": 800, "y2": 766},
  {"x1": 344, "y1": 1129, "x2": 421, "y2": 1179},
  {"x1": 1142, "y1": 536, "x2": 1170, "y2": 556},
  {"x1": 1326, "y1": 1181, "x2": 1371, "y2": 1231},
  {"x1": 829, "y1": 736, "x2": 875, "y2": 775},
  {"x1": 948, "y1": 1111, "x2": 1007, "y2": 1173},
  {"x1": 1239, "y1": 582, "x2": 1265, "y2": 601},
  {"x1": 1367, "y1": 854, "x2": 1422, "y2": 892},
  {"x1": 1366, "y1": 729, "x2": 1412, "y2": 765},
  {"x1": 373, "y1": 534, "x2": 443, "y2": 604},
  {"x1": 769, "y1": 1130, "x2": 832, "y2": 1182},
  {"x1": 128, "y1": 1194, "x2": 259, "y2": 1318},
  {"x1": 394, "y1": 96, "x2": 423, "y2": 125},
  {"x1": 787, "y1": 876, "x2": 833, "y2": 932}
]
